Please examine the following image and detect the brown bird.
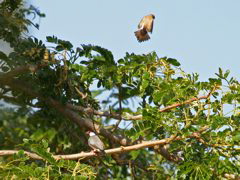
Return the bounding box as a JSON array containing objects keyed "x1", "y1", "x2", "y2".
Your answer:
[{"x1": 134, "y1": 14, "x2": 155, "y2": 42}]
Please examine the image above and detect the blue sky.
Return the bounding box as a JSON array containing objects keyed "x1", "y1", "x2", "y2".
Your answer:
[{"x1": 34, "y1": 0, "x2": 240, "y2": 81}]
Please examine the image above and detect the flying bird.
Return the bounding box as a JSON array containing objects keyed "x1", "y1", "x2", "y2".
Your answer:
[
  {"x1": 134, "y1": 14, "x2": 155, "y2": 42},
  {"x1": 86, "y1": 131, "x2": 105, "y2": 155}
]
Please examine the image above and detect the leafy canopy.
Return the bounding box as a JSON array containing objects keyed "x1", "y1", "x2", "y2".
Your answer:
[{"x1": 0, "y1": 0, "x2": 239, "y2": 179}]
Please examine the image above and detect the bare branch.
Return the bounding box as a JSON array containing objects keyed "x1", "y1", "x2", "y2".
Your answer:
[
  {"x1": 66, "y1": 103, "x2": 121, "y2": 119},
  {"x1": 67, "y1": 88, "x2": 215, "y2": 121},
  {"x1": 0, "y1": 128, "x2": 207, "y2": 161},
  {"x1": 0, "y1": 150, "x2": 42, "y2": 159},
  {"x1": 0, "y1": 138, "x2": 170, "y2": 160},
  {"x1": 157, "y1": 91, "x2": 213, "y2": 113},
  {"x1": 120, "y1": 93, "x2": 213, "y2": 121},
  {"x1": 50, "y1": 99, "x2": 130, "y2": 146},
  {"x1": 128, "y1": 88, "x2": 216, "y2": 120}
]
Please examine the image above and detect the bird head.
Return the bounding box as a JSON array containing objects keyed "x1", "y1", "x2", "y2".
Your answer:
[
  {"x1": 85, "y1": 131, "x2": 96, "y2": 136},
  {"x1": 150, "y1": 14, "x2": 155, "y2": 19}
]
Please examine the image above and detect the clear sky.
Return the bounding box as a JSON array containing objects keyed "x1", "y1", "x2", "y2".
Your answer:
[{"x1": 33, "y1": 0, "x2": 240, "y2": 81}]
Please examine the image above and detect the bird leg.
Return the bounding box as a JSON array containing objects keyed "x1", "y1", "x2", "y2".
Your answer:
[
  {"x1": 91, "y1": 149, "x2": 102, "y2": 156},
  {"x1": 93, "y1": 149, "x2": 100, "y2": 153},
  {"x1": 91, "y1": 150, "x2": 99, "y2": 156}
]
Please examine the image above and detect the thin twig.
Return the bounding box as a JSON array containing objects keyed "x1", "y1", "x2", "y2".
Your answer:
[
  {"x1": 112, "y1": 85, "x2": 123, "y2": 132},
  {"x1": 67, "y1": 88, "x2": 216, "y2": 121}
]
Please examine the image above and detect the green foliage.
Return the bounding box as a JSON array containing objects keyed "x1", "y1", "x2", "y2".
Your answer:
[
  {"x1": 0, "y1": 140, "x2": 95, "y2": 179},
  {"x1": 0, "y1": 0, "x2": 45, "y2": 46},
  {"x1": 0, "y1": 0, "x2": 239, "y2": 179}
]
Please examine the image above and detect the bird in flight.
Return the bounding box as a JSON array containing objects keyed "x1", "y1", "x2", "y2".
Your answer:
[{"x1": 134, "y1": 14, "x2": 155, "y2": 42}]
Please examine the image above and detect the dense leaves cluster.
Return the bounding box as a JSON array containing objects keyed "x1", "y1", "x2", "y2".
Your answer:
[{"x1": 0, "y1": 0, "x2": 239, "y2": 179}]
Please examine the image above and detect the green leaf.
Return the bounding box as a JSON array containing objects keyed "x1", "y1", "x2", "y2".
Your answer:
[
  {"x1": 17, "y1": 150, "x2": 25, "y2": 156},
  {"x1": 91, "y1": 89, "x2": 105, "y2": 97},
  {"x1": 152, "y1": 90, "x2": 163, "y2": 103},
  {"x1": 58, "y1": 39, "x2": 73, "y2": 50},
  {"x1": 23, "y1": 138, "x2": 30, "y2": 143},
  {"x1": 42, "y1": 139, "x2": 48, "y2": 148},
  {"x1": 224, "y1": 69, "x2": 230, "y2": 79},
  {"x1": 70, "y1": 64, "x2": 86, "y2": 72},
  {"x1": 130, "y1": 150, "x2": 140, "y2": 160},
  {"x1": 209, "y1": 78, "x2": 222, "y2": 85},
  {"x1": 97, "y1": 80, "x2": 102, "y2": 88},
  {"x1": 219, "y1": 67, "x2": 223, "y2": 77},
  {"x1": 31, "y1": 145, "x2": 56, "y2": 165},
  {"x1": 233, "y1": 133, "x2": 240, "y2": 142},
  {"x1": 1, "y1": 66, "x2": 9, "y2": 72},
  {"x1": 118, "y1": 58, "x2": 124, "y2": 64},
  {"x1": 0, "y1": 51, "x2": 8, "y2": 61},
  {"x1": 56, "y1": 45, "x2": 64, "y2": 51},
  {"x1": 46, "y1": 35, "x2": 58, "y2": 43},
  {"x1": 81, "y1": 44, "x2": 115, "y2": 65},
  {"x1": 166, "y1": 58, "x2": 181, "y2": 66}
]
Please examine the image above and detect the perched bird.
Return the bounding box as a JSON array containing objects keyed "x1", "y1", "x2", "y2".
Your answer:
[
  {"x1": 86, "y1": 131, "x2": 105, "y2": 155},
  {"x1": 134, "y1": 14, "x2": 155, "y2": 42}
]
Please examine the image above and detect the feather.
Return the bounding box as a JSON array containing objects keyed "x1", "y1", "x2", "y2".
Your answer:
[
  {"x1": 88, "y1": 135, "x2": 105, "y2": 151},
  {"x1": 135, "y1": 14, "x2": 155, "y2": 42},
  {"x1": 134, "y1": 29, "x2": 150, "y2": 42},
  {"x1": 86, "y1": 131, "x2": 105, "y2": 155}
]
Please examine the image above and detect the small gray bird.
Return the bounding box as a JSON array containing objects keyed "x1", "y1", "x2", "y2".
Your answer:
[
  {"x1": 134, "y1": 14, "x2": 155, "y2": 42},
  {"x1": 86, "y1": 131, "x2": 105, "y2": 154}
]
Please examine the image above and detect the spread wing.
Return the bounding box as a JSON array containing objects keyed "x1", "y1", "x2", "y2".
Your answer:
[
  {"x1": 145, "y1": 15, "x2": 154, "y2": 33},
  {"x1": 88, "y1": 135, "x2": 104, "y2": 151},
  {"x1": 138, "y1": 17, "x2": 145, "y2": 29},
  {"x1": 138, "y1": 15, "x2": 154, "y2": 33}
]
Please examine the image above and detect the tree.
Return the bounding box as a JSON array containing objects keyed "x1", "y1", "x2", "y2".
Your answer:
[{"x1": 0, "y1": 1, "x2": 239, "y2": 179}]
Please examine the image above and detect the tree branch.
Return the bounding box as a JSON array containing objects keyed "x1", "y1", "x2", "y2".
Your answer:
[
  {"x1": 66, "y1": 103, "x2": 121, "y2": 120},
  {"x1": 66, "y1": 93, "x2": 212, "y2": 122},
  {"x1": 49, "y1": 99, "x2": 130, "y2": 146},
  {"x1": 0, "y1": 137, "x2": 171, "y2": 160},
  {"x1": 0, "y1": 128, "x2": 207, "y2": 160},
  {"x1": 0, "y1": 78, "x2": 130, "y2": 146},
  {"x1": 1, "y1": 146, "x2": 237, "y2": 179},
  {"x1": 66, "y1": 88, "x2": 215, "y2": 121},
  {"x1": 0, "y1": 64, "x2": 44, "y2": 80},
  {"x1": 0, "y1": 65, "x2": 217, "y2": 164},
  {"x1": 157, "y1": 89, "x2": 213, "y2": 113}
]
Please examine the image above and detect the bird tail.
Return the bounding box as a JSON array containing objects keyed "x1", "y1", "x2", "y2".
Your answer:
[{"x1": 134, "y1": 29, "x2": 150, "y2": 42}]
